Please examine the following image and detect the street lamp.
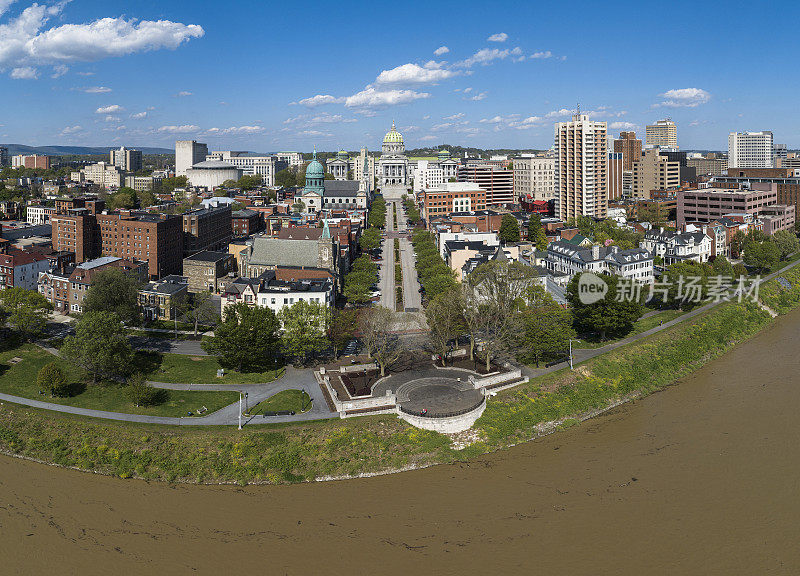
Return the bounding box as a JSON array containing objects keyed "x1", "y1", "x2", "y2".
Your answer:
[
  {"x1": 238, "y1": 392, "x2": 243, "y2": 430},
  {"x1": 244, "y1": 392, "x2": 249, "y2": 414},
  {"x1": 569, "y1": 339, "x2": 580, "y2": 370}
]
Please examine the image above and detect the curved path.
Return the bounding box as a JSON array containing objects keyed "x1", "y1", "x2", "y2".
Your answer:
[{"x1": 3, "y1": 258, "x2": 799, "y2": 426}]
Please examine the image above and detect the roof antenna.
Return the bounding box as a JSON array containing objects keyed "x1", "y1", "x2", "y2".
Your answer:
[{"x1": 576, "y1": 102, "x2": 581, "y2": 115}]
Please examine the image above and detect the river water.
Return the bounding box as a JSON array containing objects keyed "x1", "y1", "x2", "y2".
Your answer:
[{"x1": 2, "y1": 309, "x2": 800, "y2": 574}]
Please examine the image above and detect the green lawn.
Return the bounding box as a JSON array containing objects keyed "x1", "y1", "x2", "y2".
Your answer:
[
  {"x1": 141, "y1": 352, "x2": 285, "y2": 385},
  {"x1": 0, "y1": 344, "x2": 238, "y2": 417},
  {"x1": 247, "y1": 390, "x2": 311, "y2": 416},
  {"x1": 575, "y1": 309, "x2": 686, "y2": 349}
]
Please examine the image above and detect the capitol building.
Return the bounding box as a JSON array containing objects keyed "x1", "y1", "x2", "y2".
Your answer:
[{"x1": 378, "y1": 122, "x2": 410, "y2": 192}]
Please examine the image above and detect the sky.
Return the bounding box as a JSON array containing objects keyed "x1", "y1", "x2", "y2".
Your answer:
[{"x1": 1, "y1": 0, "x2": 800, "y2": 153}]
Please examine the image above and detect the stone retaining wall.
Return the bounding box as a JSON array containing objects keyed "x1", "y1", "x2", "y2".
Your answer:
[{"x1": 397, "y1": 397, "x2": 487, "y2": 433}]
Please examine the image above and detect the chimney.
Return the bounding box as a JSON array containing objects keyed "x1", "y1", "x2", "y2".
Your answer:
[{"x1": 591, "y1": 245, "x2": 600, "y2": 260}]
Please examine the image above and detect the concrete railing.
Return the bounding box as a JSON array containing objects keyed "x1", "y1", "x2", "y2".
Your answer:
[
  {"x1": 339, "y1": 362, "x2": 378, "y2": 374},
  {"x1": 469, "y1": 368, "x2": 523, "y2": 390}
]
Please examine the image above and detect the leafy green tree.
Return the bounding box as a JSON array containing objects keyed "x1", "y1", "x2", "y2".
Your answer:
[
  {"x1": 201, "y1": 303, "x2": 280, "y2": 372},
  {"x1": 37, "y1": 362, "x2": 68, "y2": 396},
  {"x1": 107, "y1": 187, "x2": 137, "y2": 210},
  {"x1": 659, "y1": 260, "x2": 712, "y2": 310},
  {"x1": 0, "y1": 287, "x2": 52, "y2": 341},
  {"x1": 136, "y1": 188, "x2": 156, "y2": 207},
  {"x1": 729, "y1": 230, "x2": 746, "y2": 258},
  {"x1": 771, "y1": 230, "x2": 800, "y2": 259},
  {"x1": 61, "y1": 311, "x2": 133, "y2": 384},
  {"x1": 520, "y1": 285, "x2": 575, "y2": 367},
  {"x1": 328, "y1": 308, "x2": 357, "y2": 358},
  {"x1": 278, "y1": 300, "x2": 330, "y2": 365},
  {"x1": 743, "y1": 240, "x2": 781, "y2": 273},
  {"x1": 499, "y1": 214, "x2": 521, "y2": 243},
  {"x1": 567, "y1": 273, "x2": 643, "y2": 340},
  {"x1": 83, "y1": 267, "x2": 142, "y2": 325},
  {"x1": 368, "y1": 197, "x2": 387, "y2": 228},
  {"x1": 179, "y1": 291, "x2": 218, "y2": 337},
  {"x1": 359, "y1": 306, "x2": 403, "y2": 376},
  {"x1": 237, "y1": 174, "x2": 263, "y2": 190},
  {"x1": 125, "y1": 372, "x2": 162, "y2": 407},
  {"x1": 160, "y1": 176, "x2": 188, "y2": 193},
  {"x1": 359, "y1": 227, "x2": 381, "y2": 252},
  {"x1": 527, "y1": 213, "x2": 548, "y2": 251},
  {"x1": 426, "y1": 288, "x2": 466, "y2": 366},
  {"x1": 275, "y1": 169, "x2": 296, "y2": 188},
  {"x1": 711, "y1": 255, "x2": 734, "y2": 278}
]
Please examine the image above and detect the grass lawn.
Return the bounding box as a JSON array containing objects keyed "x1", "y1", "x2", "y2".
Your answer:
[
  {"x1": 247, "y1": 390, "x2": 311, "y2": 416},
  {"x1": 575, "y1": 309, "x2": 686, "y2": 349},
  {"x1": 0, "y1": 344, "x2": 238, "y2": 417},
  {"x1": 140, "y1": 352, "x2": 285, "y2": 385}
]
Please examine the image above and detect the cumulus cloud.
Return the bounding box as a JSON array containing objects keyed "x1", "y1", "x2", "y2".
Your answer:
[
  {"x1": 375, "y1": 61, "x2": 458, "y2": 85},
  {"x1": 297, "y1": 94, "x2": 345, "y2": 107},
  {"x1": 103, "y1": 115, "x2": 120, "y2": 123},
  {"x1": 487, "y1": 32, "x2": 508, "y2": 42},
  {"x1": 530, "y1": 51, "x2": 553, "y2": 59},
  {"x1": 10, "y1": 66, "x2": 37, "y2": 79},
  {"x1": 344, "y1": 86, "x2": 430, "y2": 109},
  {"x1": 130, "y1": 111, "x2": 147, "y2": 119},
  {"x1": 466, "y1": 92, "x2": 487, "y2": 101},
  {"x1": 82, "y1": 86, "x2": 111, "y2": 93},
  {"x1": 508, "y1": 116, "x2": 543, "y2": 129},
  {"x1": 443, "y1": 113, "x2": 465, "y2": 121},
  {"x1": 656, "y1": 88, "x2": 710, "y2": 108},
  {"x1": 479, "y1": 116, "x2": 504, "y2": 124},
  {"x1": 206, "y1": 126, "x2": 265, "y2": 134},
  {"x1": 157, "y1": 124, "x2": 200, "y2": 133},
  {"x1": 610, "y1": 121, "x2": 637, "y2": 130},
  {"x1": 433, "y1": 46, "x2": 449, "y2": 56},
  {"x1": 0, "y1": 3, "x2": 204, "y2": 78},
  {"x1": 95, "y1": 104, "x2": 123, "y2": 114},
  {"x1": 457, "y1": 47, "x2": 522, "y2": 67},
  {"x1": 60, "y1": 125, "x2": 82, "y2": 135}
]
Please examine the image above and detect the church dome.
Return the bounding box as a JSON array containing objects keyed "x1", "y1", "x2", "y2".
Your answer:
[
  {"x1": 383, "y1": 121, "x2": 404, "y2": 145},
  {"x1": 306, "y1": 153, "x2": 324, "y2": 179}
]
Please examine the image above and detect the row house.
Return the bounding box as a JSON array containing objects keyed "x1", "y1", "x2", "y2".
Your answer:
[
  {"x1": 0, "y1": 246, "x2": 50, "y2": 290},
  {"x1": 138, "y1": 275, "x2": 188, "y2": 321},
  {"x1": 545, "y1": 241, "x2": 654, "y2": 283},
  {"x1": 640, "y1": 228, "x2": 713, "y2": 264},
  {"x1": 220, "y1": 270, "x2": 334, "y2": 318}
]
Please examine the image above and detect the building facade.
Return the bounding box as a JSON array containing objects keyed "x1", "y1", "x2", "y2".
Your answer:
[
  {"x1": 175, "y1": 140, "x2": 209, "y2": 177},
  {"x1": 676, "y1": 186, "x2": 787, "y2": 229},
  {"x1": 645, "y1": 119, "x2": 678, "y2": 149},
  {"x1": 631, "y1": 149, "x2": 681, "y2": 199},
  {"x1": 378, "y1": 122, "x2": 409, "y2": 188},
  {"x1": 728, "y1": 131, "x2": 774, "y2": 168},
  {"x1": 554, "y1": 113, "x2": 608, "y2": 220},
  {"x1": 613, "y1": 131, "x2": 643, "y2": 170},
  {"x1": 183, "y1": 251, "x2": 236, "y2": 293},
  {"x1": 109, "y1": 146, "x2": 142, "y2": 172},
  {"x1": 421, "y1": 182, "x2": 487, "y2": 220},
  {"x1": 182, "y1": 204, "x2": 233, "y2": 256},
  {"x1": 82, "y1": 162, "x2": 123, "y2": 188},
  {"x1": 456, "y1": 164, "x2": 514, "y2": 206},
  {"x1": 513, "y1": 155, "x2": 556, "y2": 202},
  {"x1": 12, "y1": 154, "x2": 51, "y2": 169}
]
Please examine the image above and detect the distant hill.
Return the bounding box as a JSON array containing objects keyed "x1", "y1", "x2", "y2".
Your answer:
[{"x1": 0, "y1": 144, "x2": 173, "y2": 156}]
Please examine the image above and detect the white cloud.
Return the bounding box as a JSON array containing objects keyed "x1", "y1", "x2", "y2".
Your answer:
[
  {"x1": 130, "y1": 111, "x2": 147, "y2": 119},
  {"x1": 83, "y1": 86, "x2": 112, "y2": 93},
  {"x1": 176, "y1": 91, "x2": 192, "y2": 97},
  {"x1": 487, "y1": 32, "x2": 508, "y2": 43},
  {"x1": 344, "y1": 86, "x2": 430, "y2": 109},
  {"x1": 206, "y1": 125, "x2": 265, "y2": 134},
  {"x1": 466, "y1": 92, "x2": 487, "y2": 101},
  {"x1": 457, "y1": 47, "x2": 521, "y2": 67},
  {"x1": 10, "y1": 66, "x2": 37, "y2": 79},
  {"x1": 60, "y1": 125, "x2": 82, "y2": 135},
  {"x1": 95, "y1": 104, "x2": 123, "y2": 114},
  {"x1": 298, "y1": 129, "x2": 333, "y2": 138},
  {"x1": 508, "y1": 116, "x2": 543, "y2": 129},
  {"x1": 375, "y1": 61, "x2": 458, "y2": 85},
  {"x1": 545, "y1": 108, "x2": 574, "y2": 118},
  {"x1": 0, "y1": 4, "x2": 204, "y2": 77},
  {"x1": 610, "y1": 121, "x2": 637, "y2": 130},
  {"x1": 479, "y1": 116, "x2": 504, "y2": 124},
  {"x1": 77, "y1": 71, "x2": 94, "y2": 76},
  {"x1": 297, "y1": 94, "x2": 345, "y2": 107},
  {"x1": 157, "y1": 124, "x2": 200, "y2": 133},
  {"x1": 433, "y1": 46, "x2": 449, "y2": 56},
  {"x1": 419, "y1": 135, "x2": 438, "y2": 142},
  {"x1": 530, "y1": 51, "x2": 552, "y2": 59},
  {"x1": 103, "y1": 115, "x2": 120, "y2": 123},
  {"x1": 0, "y1": 0, "x2": 15, "y2": 18},
  {"x1": 656, "y1": 88, "x2": 710, "y2": 108},
  {"x1": 443, "y1": 112, "x2": 465, "y2": 121},
  {"x1": 51, "y1": 64, "x2": 68, "y2": 78}
]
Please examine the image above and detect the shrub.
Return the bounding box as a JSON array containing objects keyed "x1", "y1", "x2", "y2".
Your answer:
[{"x1": 37, "y1": 362, "x2": 68, "y2": 397}]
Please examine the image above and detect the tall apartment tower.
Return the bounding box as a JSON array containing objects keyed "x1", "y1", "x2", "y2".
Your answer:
[
  {"x1": 109, "y1": 146, "x2": 142, "y2": 172},
  {"x1": 728, "y1": 131, "x2": 774, "y2": 168},
  {"x1": 646, "y1": 119, "x2": 678, "y2": 149},
  {"x1": 175, "y1": 140, "x2": 209, "y2": 177},
  {"x1": 607, "y1": 152, "x2": 624, "y2": 201},
  {"x1": 554, "y1": 113, "x2": 608, "y2": 219},
  {"x1": 613, "y1": 131, "x2": 642, "y2": 170},
  {"x1": 0, "y1": 146, "x2": 8, "y2": 167}
]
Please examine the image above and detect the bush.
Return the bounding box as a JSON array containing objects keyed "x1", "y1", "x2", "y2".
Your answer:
[
  {"x1": 37, "y1": 362, "x2": 68, "y2": 397},
  {"x1": 125, "y1": 373, "x2": 165, "y2": 407}
]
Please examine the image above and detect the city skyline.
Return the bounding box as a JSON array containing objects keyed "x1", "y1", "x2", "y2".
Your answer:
[{"x1": 2, "y1": 0, "x2": 800, "y2": 151}]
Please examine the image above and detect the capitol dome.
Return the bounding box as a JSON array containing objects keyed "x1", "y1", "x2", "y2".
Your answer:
[{"x1": 383, "y1": 121, "x2": 404, "y2": 145}]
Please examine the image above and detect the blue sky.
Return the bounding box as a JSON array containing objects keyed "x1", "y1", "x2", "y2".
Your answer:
[{"x1": 1, "y1": 0, "x2": 799, "y2": 152}]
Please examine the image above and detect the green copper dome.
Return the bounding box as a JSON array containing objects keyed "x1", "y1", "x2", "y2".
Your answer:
[
  {"x1": 306, "y1": 151, "x2": 324, "y2": 179},
  {"x1": 383, "y1": 121, "x2": 404, "y2": 145}
]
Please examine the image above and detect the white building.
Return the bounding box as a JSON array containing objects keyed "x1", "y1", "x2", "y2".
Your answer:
[
  {"x1": 186, "y1": 160, "x2": 243, "y2": 189},
  {"x1": 728, "y1": 131, "x2": 774, "y2": 168},
  {"x1": 545, "y1": 241, "x2": 653, "y2": 282},
  {"x1": 436, "y1": 231, "x2": 499, "y2": 258},
  {"x1": 554, "y1": 114, "x2": 608, "y2": 219},
  {"x1": 275, "y1": 152, "x2": 304, "y2": 168},
  {"x1": 109, "y1": 146, "x2": 142, "y2": 172},
  {"x1": 640, "y1": 228, "x2": 712, "y2": 264},
  {"x1": 221, "y1": 275, "x2": 334, "y2": 317},
  {"x1": 378, "y1": 122, "x2": 409, "y2": 190},
  {"x1": 26, "y1": 204, "x2": 57, "y2": 225},
  {"x1": 82, "y1": 162, "x2": 122, "y2": 188},
  {"x1": 175, "y1": 140, "x2": 209, "y2": 177},
  {"x1": 513, "y1": 154, "x2": 556, "y2": 201},
  {"x1": 412, "y1": 151, "x2": 458, "y2": 193},
  {"x1": 646, "y1": 119, "x2": 678, "y2": 149},
  {"x1": 206, "y1": 151, "x2": 281, "y2": 186}
]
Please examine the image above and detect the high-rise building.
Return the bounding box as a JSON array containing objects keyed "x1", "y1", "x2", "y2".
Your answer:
[
  {"x1": 631, "y1": 149, "x2": 680, "y2": 199},
  {"x1": 513, "y1": 155, "x2": 556, "y2": 202},
  {"x1": 12, "y1": 154, "x2": 51, "y2": 170},
  {"x1": 175, "y1": 140, "x2": 209, "y2": 177},
  {"x1": 275, "y1": 152, "x2": 304, "y2": 167},
  {"x1": 728, "y1": 131, "x2": 774, "y2": 168},
  {"x1": 608, "y1": 152, "x2": 624, "y2": 201},
  {"x1": 109, "y1": 146, "x2": 142, "y2": 172},
  {"x1": 646, "y1": 119, "x2": 678, "y2": 149},
  {"x1": 456, "y1": 164, "x2": 514, "y2": 206},
  {"x1": 554, "y1": 113, "x2": 608, "y2": 219},
  {"x1": 0, "y1": 147, "x2": 8, "y2": 167},
  {"x1": 613, "y1": 131, "x2": 642, "y2": 170},
  {"x1": 773, "y1": 143, "x2": 788, "y2": 165}
]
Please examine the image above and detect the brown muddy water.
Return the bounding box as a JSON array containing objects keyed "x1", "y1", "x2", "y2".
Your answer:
[{"x1": 3, "y1": 310, "x2": 800, "y2": 575}]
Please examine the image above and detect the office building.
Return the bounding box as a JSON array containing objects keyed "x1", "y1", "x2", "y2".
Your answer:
[
  {"x1": 0, "y1": 147, "x2": 8, "y2": 167},
  {"x1": 206, "y1": 151, "x2": 284, "y2": 186},
  {"x1": 175, "y1": 140, "x2": 209, "y2": 176},
  {"x1": 82, "y1": 162, "x2": 122, "y2": 188},
  {"x1": 631, "y1": 149, "x2": 680, "y2": 199},
  {"x1": 12, "y1": 154, "x2": 51, "y2": 170},
  {"x1": 456, "y1": 164, "x2": 514, "y2": 206},
  {"x1": 275, "y1": 152, "x2": 304, "y2": 167},
  {"x1": 646, "y1": 119, "x2": 678, "y2": 149},
  {"x1": 513, "y1": 155, "x2": 556, "y2": 202},
  {"x1": 687, "y1": 155, "x2": 728, "y2": 176},
  {"x1": 554, "y1": 113, "x2": 608, "y2": 219},
  {"x1": 421, "y1": 182, "x2": 487, "y2": 220},
  {"x1": 613, "y1": 131, "x2": 642, "y2": 170},
  {"x1": 728, "y1": 131, "x2": 774, "y2": 168},
  {"x1": 676, "y1": 186, "x2": 792, "y2": 230},
  {"x1": 109, "y1": 146, "x2": 142, "y2": 172},
  {"x1": 182, "y1": 204, "x2": 233, "y2": 256},
  {"x1": 608, "y1": 152, "x2": 624, "y2": 201}
]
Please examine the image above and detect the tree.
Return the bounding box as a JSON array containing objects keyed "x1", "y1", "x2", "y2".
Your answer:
[
  {"x1": 465, "y1": 260, "x2": 539, "y2": 370},
  {"x1": 201, "y1": 303, "x2": 280, "y2": 372},
  {"x1": 237, "y1": 174, "x2": 263, "y2": 190},
  {"x1": 160, "y1": 176, "x2": 188, "y2": 193},
  {"x1": 660, "y1": 261, "x2": 712, "y2": 310},
  {"x1": 279, "y1": 300, "x2": 330, "y2": 366},
  {"x1": 0, "y1": 287, "x2": 52, "y2": 341},
  {"x1": 328, "y1": 308, "x2": 357, "y2": 358},
  {"x1": 711, "y1": 255, "x2": 734, "y2": 278},
  {"x1": 520, "y1": 285, "x2": 575, "y2": 367},
  {"x1": 107, "y1": 187, "x2": 137, "y2": 210},
  {"x1": 743, "y1": 240, "x2": 781, "y2": 273},
  {"x1": 82, "y1": 267, "x2": 142, "y2": 325},
  {"x1": 527, "y1": 213, "x2": 548, "y2": 251},
  {"x1": 772, "y1": 230, "x2": 800, "y2": 260},
  {"x1": 567, "y1": 273, "x2": 643, "y2": 340},
  {"x1": 729, "y1": 230, "x2": 746, "y2": 258},
  {"x1": 426, "y1": 288, "x2": 466, "y2": 366},
  {"x1": 292, "y1": 200, "x2": 306, "y2": 214},
  {"x1": 61, "y1": 311, "x2": 133, "y2": 384},
  {"x1": 180, "y1": 291, "x2": 218, "y2": 337},
  {"x1": 359, "y1": 307, "x2": 402, "y2": 376},
  {"x1": 136, "y1": 188, "x2": 156, "y2": 208},
  {"x1": 275, "y1": 168, "x2": 296, "y2": 188},
  {"x1": 125, "y1": 372, "x2": 162, "y2": 407},
  {"x1": 37, "y1": 362, "x2": 68, "y2": 396},
  {"x1": 499, "y1": 214, "x2": 521, "y2": 244},
  {"x1": 359, "y1": 228, "x2": 381, "y2": 252}
]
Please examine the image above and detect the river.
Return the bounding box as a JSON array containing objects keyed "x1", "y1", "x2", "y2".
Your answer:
[{"x1": 2, "y1": 308, "x2": 800, "y2": 574}]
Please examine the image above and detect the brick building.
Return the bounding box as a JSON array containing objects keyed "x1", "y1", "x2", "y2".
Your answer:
[
  {"x1": 182, "y1": 204, "x2": 232, "y2": 256},
  {"x1": 231, "y1": 209, "x2": 264, "y2": 237},
  {"x1": 421, "y1": 182, "x2": 487, "y2": 221},
  {"x1": 456, "y1": 165, "x2": 514, "y2": 206},
  {"x1": 183, "y1": 251, "x2": 236, "y2": 293}
]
